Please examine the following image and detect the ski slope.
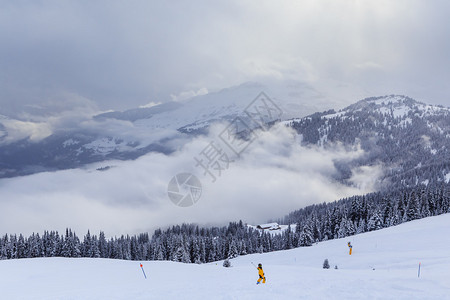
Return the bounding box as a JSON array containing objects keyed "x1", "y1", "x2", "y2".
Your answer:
[{"x1": 1, "y1": 214, "x2": 449, "y2": 300}]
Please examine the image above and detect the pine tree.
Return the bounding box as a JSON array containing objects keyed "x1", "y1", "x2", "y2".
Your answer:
[
  {"x1": 337, "y1": 218, "x2": 348, "y2": 238},
  {"x1": 155, "y1": 244, "x2": 165, "y2": 261},
  {"x1": 207, "y1": 239, "x2": 217, "y2": 262},
  {"x1": 356, "y1": 218, "x2": 366, "y2": 234},
  {"x1": 367, "y1": 211, "x2": 383, "y2": 231},
  {"x1": 404, "y1": 192, "x2": 421, "y2": 221},
  {"x1": 284, "y1": 225, "x2": 293, "y2": 249},
  {"x1": 91, "y1": 236, "x2": 101, "y2": 258},
  {"x1": 239, "y1": 240, "x2": 247, "y2": 256},
  {"x1": 98, "y1": 232, "x2": 108, "y2": 258},
  {"x1": 16, "y1": 234, "x2": 27, "y2": 259},
  {"x1": 227, "y1": 239, "x2": 239, "y2": 259},
  {"x1": 83, "y1": 230, "x2": 93, "y2": 257},
  {"x1": 346, "y1": 219, "x2": 356, "y2": 236},
  {"x1": 299, "y1": 222, "x2": 314, "y2": 246}
]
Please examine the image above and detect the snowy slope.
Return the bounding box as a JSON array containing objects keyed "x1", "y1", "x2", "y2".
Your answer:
[
  {"x1": 1, "y1": 214, "x2": 449, "y2": 300},
  {"x1": 103, "y1": 81, "x2": 333, "y2": 133}
]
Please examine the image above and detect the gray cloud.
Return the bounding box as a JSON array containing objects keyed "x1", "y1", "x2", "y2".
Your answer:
[
  {"x1": 0, "y1": 0, "x2": 449, "y2": 116},
  {"x1": 0, "y1": 124, "x2": 379, "y2": 236}
]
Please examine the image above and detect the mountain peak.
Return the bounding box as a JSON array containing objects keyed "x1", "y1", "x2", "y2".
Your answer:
[
  {"x1": 340, "y1": 95, "x2": 449, "y2": 119},
  {"x1": 345, "y1": 95, "x2": 418, "y2": 111},
  {"x1": 364, "y1": 94, "x2": 416, "y2": 103}
]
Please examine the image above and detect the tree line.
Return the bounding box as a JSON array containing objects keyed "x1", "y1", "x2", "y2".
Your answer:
[{"x1": 1, "y1": 184, "x2": 448, "y2": 263}]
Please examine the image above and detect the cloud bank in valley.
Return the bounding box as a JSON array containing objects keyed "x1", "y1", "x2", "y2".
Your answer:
[{"x1": 0, "y1": 124, "x2": 381, "y2": 236}]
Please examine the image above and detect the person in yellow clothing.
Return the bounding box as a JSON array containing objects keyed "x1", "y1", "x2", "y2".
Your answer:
[
  {"x1": 256, "y1": 263, "x2": 266, "y2": 284},
  {"x1": 348, "y1": 241, "x2": 353, "y2": 255}
]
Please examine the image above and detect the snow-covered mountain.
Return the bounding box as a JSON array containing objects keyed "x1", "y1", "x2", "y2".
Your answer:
[
  {"x1": 0, "y1": 81, "x2": 335, "y2": 178},
  {"x1": 95, "y1": 81, "x2": 332, "y2": 132},
  {"x1": 1, "y1": 213, "x2": 449, "y2": 299},
  {"x1": 0, "y1": 90, "x2": 448, "y2": 184},
  {"x1": 288, "y1": 95, "x2": 450, "y2": 189}
]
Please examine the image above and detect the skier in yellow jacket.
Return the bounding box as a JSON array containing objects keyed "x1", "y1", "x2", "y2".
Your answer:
[
  {"x1": 257, "y1": 263, "x2": 266, "y2": 284},
  {"x1": 348, "y1": 241, "x2": 353, "y2": 255}
]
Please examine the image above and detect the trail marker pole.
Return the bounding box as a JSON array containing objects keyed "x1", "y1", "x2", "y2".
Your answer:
[
  {"x1": 418, "y1": 262, "x2": 421, "y2": 278},
  {"x1": 140, "y1": 263, "x2": 147, "y2": 279}
]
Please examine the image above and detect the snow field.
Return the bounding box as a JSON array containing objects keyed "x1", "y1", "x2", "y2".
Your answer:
[{"x1": 1, "y1": 214, "x2": 449, "y2": 299}]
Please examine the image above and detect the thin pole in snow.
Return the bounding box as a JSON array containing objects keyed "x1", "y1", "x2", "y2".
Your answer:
[
  {"x1": 140, "y1": 263, "x2": 147, "y2": 279},
  {"x1": 418, "y1": 262, "x2": 421, "y2": 278}
]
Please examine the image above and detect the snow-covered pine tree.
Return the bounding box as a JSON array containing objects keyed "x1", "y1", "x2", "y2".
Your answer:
[
  {"x1": 227, "y1": 239, "x2": 239, "y2": 259},
  {"x1": 98, "y1": 231, "x2": 108, "y2": 258},
  {"x1": 337, "y1": 218, "x2": 348, "y2": 238},
  {"x1": 367, "y1": 211, "x2": 383, "y2": 231},
  {"x1": 155, "y1": 244, "x2": 165, "y2": 261},
  {"x1": 356, "y1": 218, "x2": 366, "y2": 234},
  {"x1": 283, "y1": 225, "x2": 293, "y2": 249},
  {"x1": 299, "y1": 222, "x2": 314, "y2": 246},
  {"x1": 404, "y1": 191, "x2": 421, "y2": 222}
]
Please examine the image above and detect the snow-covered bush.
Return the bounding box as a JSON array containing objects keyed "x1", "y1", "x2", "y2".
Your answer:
[
  {"x1": 323, "y1": 259, "x2": 330, "y2": 269},
  {"x1": 223, "y1": 259, "x2": 231, "y2": 267}
]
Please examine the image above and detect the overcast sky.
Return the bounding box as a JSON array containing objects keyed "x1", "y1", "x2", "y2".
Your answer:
[{"x1": 1, "y1": 0, "x2": 449, "y2": 115}]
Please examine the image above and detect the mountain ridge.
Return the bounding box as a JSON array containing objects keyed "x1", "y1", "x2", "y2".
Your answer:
[
  {"x1": 288, "y1": 94, "x2": 449, "y2": 190},
  {"x1": 0, "y1": 93, "x2": 448, "y2": 184}
]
